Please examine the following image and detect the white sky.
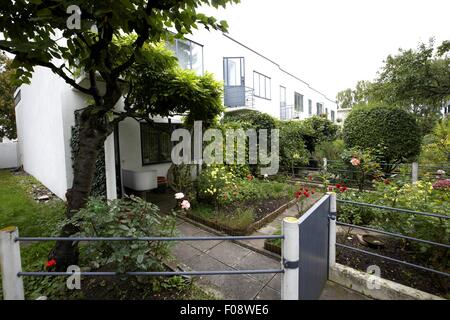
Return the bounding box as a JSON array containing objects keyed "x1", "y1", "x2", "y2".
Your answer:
[{"x1": 201, "y1": 0, "x2": 450, "y2": 100}]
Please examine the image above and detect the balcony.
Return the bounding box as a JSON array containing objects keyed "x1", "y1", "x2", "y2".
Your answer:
[
  {"x1": 224, "y1": 86, "x2": 255, "y2": 109},
  {"x1": 280, "y1": 105, "x2": 300, "y2": 120}
]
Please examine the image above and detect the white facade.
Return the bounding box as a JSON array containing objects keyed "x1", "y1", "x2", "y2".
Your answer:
[
  {"x1": 192, "y1": 30, "x2": 337, "y2": 121},
  {"x1": 15, "y1": 29, "x2": 337, "y2": 200}
]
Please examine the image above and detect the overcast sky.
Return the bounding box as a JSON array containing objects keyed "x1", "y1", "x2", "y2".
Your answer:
[{"x1": 202, "y1": 0, "x2": 450, "y2": 100}]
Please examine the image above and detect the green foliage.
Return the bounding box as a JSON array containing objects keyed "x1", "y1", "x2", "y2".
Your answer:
[
  {"x1": 302, "y1": 116, "x2": 340, "y2": 152},
  {"x1": 420, "y1": 119, "x2": 450, "y2": 164},
  {"x1": 127, "y1": 42, "x2": 224, "y2": 126},
  {"x1": 65, "y1": 197, "x2": 177, "y2": 273},
  {"x1": 336, "y1": 80, "x2": 374, "y2": 110},
  {"x1": 278, "y1": 121, "x2": 310, "y2": 171},
  {"x1": 338, "y1": 180, "x2": 450, "y2": 268},
  {"x1": 343, "y1": 105, "x2": 422, "y2": 164},
  {"x1": 222, "y1": 109, "x2": 277, "y2": 132},
  {"x1": 0, "y1": 53, "x2": 16, "y2": 139},
  {"x1": 314, "y1": 139, "x2": 345, "y2": 161},
  {"x1": 340, "y1": 148, "x2": 383, "y2": 191},
  {"x1": 197, "y1": 165, "x2": 296, "y2": 207},
  {"x1": 192, "y1": 204, "x2": 255, "y2": 230}
]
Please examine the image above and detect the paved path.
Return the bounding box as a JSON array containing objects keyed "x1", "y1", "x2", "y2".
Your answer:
[{"x1": 171, "y1": 219, "x2": 369, "y2": 300}]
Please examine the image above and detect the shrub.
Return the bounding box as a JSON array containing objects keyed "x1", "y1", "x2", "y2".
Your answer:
[
  {"x1": 419, "y1": 119, "x2": 450, "y2": 164},
  {"x1": 314, "y1": 139, "x2": 345, "y2": 161},
  {"x1": 222, "y1": 109, "x2": 277, "y2": 132},
  {"x1": 302, "y1": 116, "x2": 340, "y2": 150},
  {"x1": 278, "y1": 121, "x2": 310, "y2": 172},
  {"x1": 65, "y1": 197, "x2": 177, "y2": 273},
  {"x1": 343, "y1": 105, "x2": 422, "y2": 165}
]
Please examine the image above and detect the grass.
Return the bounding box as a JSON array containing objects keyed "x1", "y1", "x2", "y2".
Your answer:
[
  {"x1": 192, "y1": 204, "x2": 255, "y2": 230},
  {"x1": 0, "y1": 170, "x2": 66, "y2": 300}
]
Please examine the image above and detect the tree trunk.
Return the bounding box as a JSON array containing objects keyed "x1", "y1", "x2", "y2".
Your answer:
[{"x1": 50, "y1": 108, "x2": 109, "y2": 270}]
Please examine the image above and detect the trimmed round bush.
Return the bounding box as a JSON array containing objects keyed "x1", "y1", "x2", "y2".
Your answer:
[{"x1": 343, "y1": 106, "x2": 421, "y2": 163}]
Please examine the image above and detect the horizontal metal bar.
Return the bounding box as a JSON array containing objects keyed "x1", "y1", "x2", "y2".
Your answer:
[
  {"x1": 336, "y1": 243, "x2": 450, "y2": 277},
  {"x1": 15, "y1": 235, "x2": 284, "y2": 243},
  {"x1": 337, "y1": 200, "x2": 449, "y2": 220},
  {"x1": 18, "y1": 269, "x2": 284, "y2": 277},
  {"x1": 336, "y1": 222, "x2": 450, "y2": 249}
]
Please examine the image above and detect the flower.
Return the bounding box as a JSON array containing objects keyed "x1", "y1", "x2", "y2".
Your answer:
[
  {"x1": 384, "y1": 179, "x2": 390, "y2": 185},
  {"x1": 181, "y1": 200, "x2": 191, "y2": 210},
  {"x1": 46, "y1": 259, "x2": 56, "y2": 268},
  {"x1": 335, "y1": 183, "x2": 341, "y2": 189},
  {"x1": 295, "y1": 191, "x2": 302, "y2": 199},
  {"x1": 174, "y1": 192, "x2": 185, "y2": 200},
  {"x1": 308, "y1": 175, "x2": 313, "y2": 181},
  {"x1": 247, "y1": 174, "x2": 254, "y2": 181},
  {"x1": 263, "y1": 174, "x2": 269, "y2": 179},
  {"x1": 436, "y1": 170, "x2": 446, "y2": 175},
  {"x1": 432, "y1": 179, "x2": 450, "y2": 190},
  {"x1": 303, "y1": 192, "x2": 310, "y2": 198},
  {"x1": 311, "y1": 189, "x2": 316, "y2": 195},
  {"x1": 328, "y1": 186, "x2": 334, "y2": 191},
  {"x1": 350, "y1": 158, "x2": 360, "y2": 166}
]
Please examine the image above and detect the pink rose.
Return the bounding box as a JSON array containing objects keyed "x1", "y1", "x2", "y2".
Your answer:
[
  {"x1": 181, "y1": 200, "x2": 191, "y2": 210},
  {"x1": 350, "y1": 158, "x2": 361, "y2": 166},
  {"x1": 175, "y1": 192, "x2": 185, "y2": 200}
]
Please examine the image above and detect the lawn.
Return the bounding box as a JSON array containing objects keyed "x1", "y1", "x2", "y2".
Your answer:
[{"x1": 0, "y1": 170, "x2": 66, "y2": 299}]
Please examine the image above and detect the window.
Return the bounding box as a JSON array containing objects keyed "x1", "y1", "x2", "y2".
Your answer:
[
  {"x1": 331, "y1": 110, "x2": 335, "y2": 122},
  {"x1": 316, "y1": 103, "x2": 323, "y2": 115},
  {"x1": 308, "y1": 99, "x2": 312, "y2": 115},
  {"x1": 141, "y1": 123, "x2": 178, "y2": 165},
  {"x1": 280, "y1": 86, "x2": 287, "y2": 120},
  {"x1": 167, "y1": 38, "x2": 204, "y2": 75},
  {"x1": 253, "y1": 71, "x2": 271, "y2": 99},
  {"x1": 294, "y1": 92, "x2": 304, "y2": 113},
  {"x1": 224, "y1": 57, "x2": 245, "y2": 86}
]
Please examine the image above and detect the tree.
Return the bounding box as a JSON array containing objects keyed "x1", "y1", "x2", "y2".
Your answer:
[
  {"x1": 0, "y1": 0, "x2": 238, "y2": 269},
  {"x1": 343, "y1": 105, "x2": 422, "y2": 169},
  {"x1": 0, "y1": 52, "x2": 16, "y2": 140},
  {"x1": 336, "y1": 80, "x2": 373, "y2": 109},
  {"x1": 370, "y1": 40, "x2": 450, "y2": 134}
]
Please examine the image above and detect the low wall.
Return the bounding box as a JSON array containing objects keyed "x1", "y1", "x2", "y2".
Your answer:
[
  {"x1": 329, "y1": 263, "x2": 443, "y2": 300},
  {"x1": 0, "y1": 142, "x2": 19, "y2": 169}
]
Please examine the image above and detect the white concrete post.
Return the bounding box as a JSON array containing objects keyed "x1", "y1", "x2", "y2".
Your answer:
[
  {"x1": 323, "y1": 158, "x2": 328, "y2": 172},
  {"x1": 0, "y1": 227, "x2": 24, "y2": 300},
  {"x1": 281, "y1": 217, "x2": 299, "y2": 300},
  {"x1": 104, "y1": 134, "x2": 117, "y2": 200},
  {"x1": 327, "y1": 192, "x2": 337, "y2": 268},
  {"x1": 412, "y1": 162, "x2": 419, "y2": 183}
]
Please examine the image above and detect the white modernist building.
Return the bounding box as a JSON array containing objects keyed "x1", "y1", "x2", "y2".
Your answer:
[{"x1": 14, "y1": 28, "x2": 337, "y2": 200}]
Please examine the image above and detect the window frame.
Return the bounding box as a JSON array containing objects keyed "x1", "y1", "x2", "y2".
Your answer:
[
  {"x1": 223, "y1": 57, "x2": 245, "y2": 87},
  {"x1": 253, "y1": 71, "x2": 272, "y2": 100},
  {"x1": 308, "y1": 99, "x2": 312, "y2": 115},
  {"x1": 140, "y1": 122, "x2": 180, "y2": 166},
  {"x1": 294, "y1": 92, "x2": 304, "y2": 113}
]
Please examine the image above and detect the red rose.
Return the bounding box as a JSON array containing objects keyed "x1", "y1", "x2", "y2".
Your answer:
[
  {"x1": 304, "y1": 192, "x2": 310, "y2": 198},
  {"x1": 336, "y1": 184, "x2": 341, "y2": 189},
  {"x1": 247, "y1": 174, "x2": 254, "y2": 181},
  {"x1": 308, "y1": 176, "x2": 312, "y2": 181},
  {"x1": 295, "y1": 191, "x2": 302, "y2": 199},
  {"x1": 46, "y1": 259, "x2": 56, "y2": 268}
]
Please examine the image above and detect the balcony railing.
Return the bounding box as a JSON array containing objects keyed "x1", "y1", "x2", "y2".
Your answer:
[
  {"x1": 224, "y1": 86, "x2": 255, "y2": 109},
  {"x1": 280, "y1": 105, "x2": 300, "y2": 120}
]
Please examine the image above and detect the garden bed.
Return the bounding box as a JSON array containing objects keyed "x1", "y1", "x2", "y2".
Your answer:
[
  {"x1": 187, "y1": 197, "x2": 297, "y2": 236},
  {"x1": 336, "y1": 234, "x2": 449, "y2": 298}
]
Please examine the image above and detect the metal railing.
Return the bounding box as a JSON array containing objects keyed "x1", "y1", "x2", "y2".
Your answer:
[
  {"x1": 0, "y1": 228, "x2": 292, "y2": 300},
  {"x1": 335, "y1": 199, "x2": 450, "y2": 278}
]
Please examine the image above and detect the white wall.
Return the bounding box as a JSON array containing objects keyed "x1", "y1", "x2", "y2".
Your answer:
[
  {"x1": 191, "y1": 29, "x2": 338, "y2": 121},
  {"x1": 0, "y1": 142, "x2": 18, "y2": 169},
  {"x1": 15, "y1": 67, "x2": 86, "y2": 199}
]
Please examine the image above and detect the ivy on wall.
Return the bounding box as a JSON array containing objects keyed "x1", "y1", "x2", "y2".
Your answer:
[{"x1": 70, "y1": 111, "x2": 107, "y2": 197}]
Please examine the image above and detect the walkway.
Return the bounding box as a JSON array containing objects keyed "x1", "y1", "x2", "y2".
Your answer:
[{"x1": 172, "y1": 219, "x2": 369, "y2": 300}]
